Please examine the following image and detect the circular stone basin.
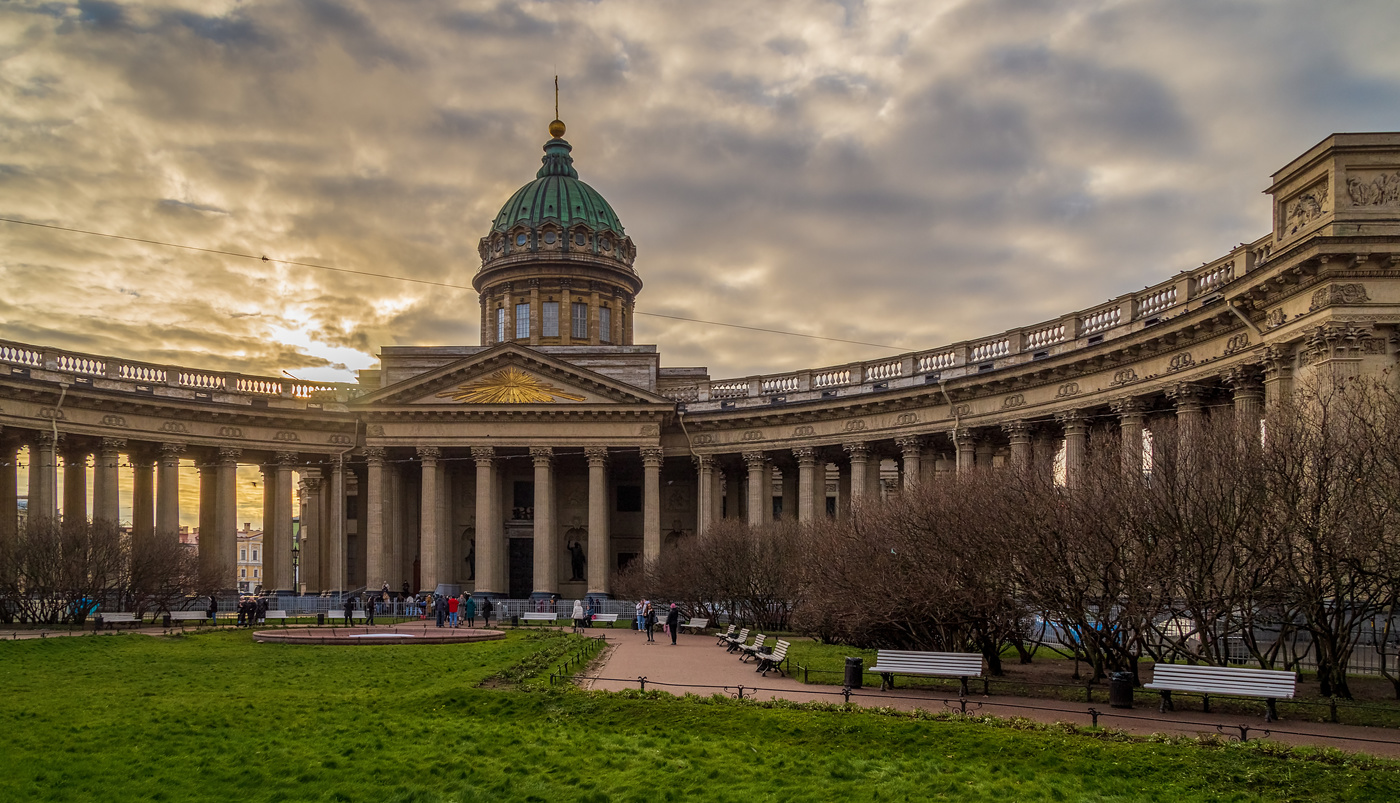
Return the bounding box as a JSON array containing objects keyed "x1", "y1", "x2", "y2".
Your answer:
[{"x1": 254, "y1": 626, "x2": 505, "y2": 645}]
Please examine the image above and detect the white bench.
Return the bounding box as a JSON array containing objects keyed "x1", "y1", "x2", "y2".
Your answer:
[
  {"x1": 755, "y1": 639, "x2": 790, "y2": 677},
  {"x1": 521, "y1": 612, "x2": 560, "y2": 626},
  {"x1": 96, "y1": 612, "x2": 140, "y2": 629},
  {"x1": 1144, "y1": 664, "x2": 1296, "y2": 722},
  {"x1": 724, "y1": 628, "x2": 750, "y2": 653},
  {"x1": 680, "y1": 618, "x2": 709, "y2": 632},
  {"x1": 591, "y1": 613, "x2": 620, "y2": 624},
  {"x1": 739, "y1": 633, "x2": 769, "y2": 663},
  {"x1": 263, "y1": 611, "x2": 289, "y2": 624},
  {"x1": 715, "y1": 625, "x2": 736, "y2": 645},
  {"x1": 868, "y1": 650, "x2": 985, "y2": 696},
  {"x1": 170, "y1": 611, "x2": 213, "y2": 626}
]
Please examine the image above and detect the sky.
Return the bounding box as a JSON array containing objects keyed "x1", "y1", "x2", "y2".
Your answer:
[{"x1": 4, "y1": 0, "x2": 1400, "y2": 387}]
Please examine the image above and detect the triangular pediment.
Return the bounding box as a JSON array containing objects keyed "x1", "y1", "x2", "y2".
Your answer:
[{"x1": 351, "y1": 343, "x2": 674, "y2": 409}]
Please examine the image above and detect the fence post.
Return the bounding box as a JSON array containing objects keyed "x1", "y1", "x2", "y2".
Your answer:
[
  {"x1": 842, "y1": 685, "x2": 851, "y2": 704},
  {"x1": 638, "y1": 676, "x2": 646, "y2": 691},
  {"x1": 1088, "y1": 707, "x2": 1100, "y2": 728}
]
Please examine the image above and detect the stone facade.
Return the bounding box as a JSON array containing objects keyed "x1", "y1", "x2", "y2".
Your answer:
[{"x1": 2, "y1": 132, "x2": 1399, "y2": 597}]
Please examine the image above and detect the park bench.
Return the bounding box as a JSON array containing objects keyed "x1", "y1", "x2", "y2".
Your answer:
[
  {"x1": 724, "y1": 628, "x2": 751, "y2": 653},
  {"x1": 755, "y1": 639, "x2": 790, "y2": 677},
  {"x1": 1143, "y1": 664, "x2": 1296, "y2": 722},
  {"x1": 739, "y1": 634, "x2": 769, "y2": 663},
  {"x1": 868, "y1": 650, "x2": 985, "y2": 696},
  {"x1": 263, "y1": 611, "x2": 290, "y2": 626},
  {"x1": 521, "y1": 612, "x2": 559, "y2": 626},
  {"x1": 95, "y1": 612, "x2": 140, "y2": 630},
  {"x1": 715, "y1": 624, "x2": 736, "y2": 645},
  {"x1": 170, "y1": 611, "x2": 212, "y2": 627},
  {"x1": 591, "y1": 613, "x2": 619, "y2": 625},
  {"x1": 680, "y1": 618, "x2": 709, "y2": 632}
]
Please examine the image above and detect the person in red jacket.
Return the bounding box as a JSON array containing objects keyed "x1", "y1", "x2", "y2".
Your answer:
[{"x1": 448, "y1": 594, "x2": 460, "y2": 627}]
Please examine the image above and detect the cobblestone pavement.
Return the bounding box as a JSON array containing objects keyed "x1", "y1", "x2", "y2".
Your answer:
[{"x1": 583, "y1": 627, "x2": 1400, "y2": 759}]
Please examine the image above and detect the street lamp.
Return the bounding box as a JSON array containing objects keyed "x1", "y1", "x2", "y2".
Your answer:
[{"x1": 291, "y1": 536, "x2": 300, "y2": 596}]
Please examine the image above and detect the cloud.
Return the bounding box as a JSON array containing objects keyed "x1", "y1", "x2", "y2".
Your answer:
[{"x1": 1, "y1": 0, "x2": 1399, "y2": 389}]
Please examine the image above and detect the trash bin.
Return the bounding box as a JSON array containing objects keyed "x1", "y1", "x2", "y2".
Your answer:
[
  {"x1": 93, "y1": 614, "x2": 103, "y2": 633},
  {"x1": 511, "y1": 615, "x2": 519, "y2": 628},
  {"x1": 1108, "y1": 671, "x2": 1135, "y2": 709},
  {"x1": 161, "y1": 613, "x2": 171, "y2": 628},
  {"x1": 844, "y1": 656, "x2": 864, "y2": 689},
  {"x1": 316, "y1": 613, "x2": 325, "y2": 626}
]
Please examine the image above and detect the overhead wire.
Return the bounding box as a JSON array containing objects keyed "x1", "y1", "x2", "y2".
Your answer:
[{"x1": 0, "y1": 216, "x2": 904, "y2": 351}]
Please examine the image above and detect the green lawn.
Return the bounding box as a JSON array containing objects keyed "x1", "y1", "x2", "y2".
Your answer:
[{"x1": 0, "y1": 631, "x2": 1396, "y2": 802}]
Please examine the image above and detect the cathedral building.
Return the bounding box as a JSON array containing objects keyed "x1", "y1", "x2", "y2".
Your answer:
[{"x1": 2, "y1": 126, "x2": 1399, "y2": 599}]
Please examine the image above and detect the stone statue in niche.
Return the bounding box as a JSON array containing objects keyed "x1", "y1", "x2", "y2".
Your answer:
[
  {"x1": 665, "y1": 520, "x2": 690, "y2": 549},
  {"x1": 463, "y1": 532, "x2": 476, "y2": 580},
  {"x1": 566, "y1": 536, "x2": 587, "y2": 581}
]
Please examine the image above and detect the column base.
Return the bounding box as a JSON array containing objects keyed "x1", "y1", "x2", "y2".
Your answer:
[
  {"x1": 530, "y1": 591, "x2": 561, "y2": 601},
  {"x1": 584, "y1": 591, "x2": 613, "y2": 600},
  {"x1": 472, "y1": 591, "x2": 507, "y2": 599}
]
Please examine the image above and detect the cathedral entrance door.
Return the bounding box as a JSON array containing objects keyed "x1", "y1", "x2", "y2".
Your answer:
[{"x1": 508, "y1": 538, "x2": 533, "y2": 599}]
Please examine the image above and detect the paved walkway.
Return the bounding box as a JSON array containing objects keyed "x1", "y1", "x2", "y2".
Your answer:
[{"x1": 584, "y1": 628, "x2": 1400, "y2": 759}]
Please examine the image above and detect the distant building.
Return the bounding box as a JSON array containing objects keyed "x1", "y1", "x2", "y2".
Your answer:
[{"x1": 236, "y1": 523, "x2": 263, "y2": 593}]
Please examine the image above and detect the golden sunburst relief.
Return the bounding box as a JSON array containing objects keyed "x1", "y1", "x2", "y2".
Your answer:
[{"x1": 437, "y1": 367, "x2": 587, "y2": 404}]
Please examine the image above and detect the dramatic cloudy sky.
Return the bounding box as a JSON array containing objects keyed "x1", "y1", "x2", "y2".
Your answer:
[{"x1": 4, "y1": 0, "x2": 1400, "y2": 387}]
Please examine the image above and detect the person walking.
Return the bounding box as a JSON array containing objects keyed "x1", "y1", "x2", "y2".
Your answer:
[
  {"x1": 435, "y1": 594, "x2": 447, "y2": 628},
  {"x1": 481, "y1": 596, "x2": 494, "y2": 629},
  {"x1": 635, "y1": 599, "x2": 644, "y2": 632},
  {"x1": 464, "y1": 594, "x2": 477, "y2": 628},
  {"x1": 665, "y1": 603, "x2": 681, "y2": 646},
  {"x1": 644, "y1": 600, "x2": 657, "y2": 644},
  {"x1": 448, "y1": 594, "x2": 460, "y2": 628},
  {"x1": 571, "y1": 598, "x2": 584, "y2": 633},
  {"x1": 364, "y1": 593, "x2": 376, "y2": 626},
  {"x1": 343, "y1": 595, "x2": 355, "y2": 627},
  {"x1": 207, "y1": 594, "x2": 218, "y2": 625}
]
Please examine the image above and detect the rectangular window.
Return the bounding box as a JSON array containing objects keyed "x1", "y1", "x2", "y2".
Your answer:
[
  {"x1": 600, "y1": 307, "x2": 612, "y2": 343},
  {"x1": 542, "y1": 301, "x2": 559, "y2": 337},
  {"x1": 515, "y1": 303, "x2": 530, "y2": 339},
  {"x1": 253, "y1": 569, "x2": 259, "y2": 578},
  {"x1": 252, "y1": 549, "x2": 258, "y2": 561},
  {"x1": 240, "y1": 568, "x2": 246, "y2": 578},
  {"x1": 240, "y1": 549, "x2": 246, "y2": 561},
  {"x1": 572, "y1": 303, "x2": 588, "y2": 339},
  {"x1": 496, "y1": 308, "x2": 505, "y2": 343}
]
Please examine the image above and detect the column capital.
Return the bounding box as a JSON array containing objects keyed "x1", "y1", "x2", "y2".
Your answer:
[
  {"x1": 1001, "y1": 421, "x2": 1033, "y2": 443},
  {"x1": 742, "y1": 450, "x2": 769, "y2": 468},
  {"x1": 36, "y1": 430, "x2": 59, "y2": 447},
  {"x1": 584, "y1": 446, "x2": 609, "y2": 466},
  {"x1": 894, "y1": 435, "x2": 923, "y2": 455},
  {"x1": 99, "y1": 437, "x2": 126, "y2": 452},
  {"x1": 1223, "y1": 366, "x2": 1264, "y2": 395},
  {"x1": 276, "y1": 450, "x2": 299, "y2": 467},
  {"x1": 416, "y1": 446, "x2": 441, "y2": 462},
  {"x1": 693, "y1": 453, "x2": 715, "y2": 471},
  {"x1": 363, "y1": 446, "x2": 387, "y2": 464},
  {"x1": 842, "y1": 442, "x2": 870, "y2": 460},
  {"x1": 1165, "y1": 382, "x2": 1206, "y2": 411},
  {"x1": 302, "y1": 476, "x2": 322, "y2": 493},
  {"x1": 530, "y1": 446, "x2": 554, "y2": 466},
  {"x1": 1055, "y1": 409, "x2": 1090, "y2": 435},
  {"x1": 952, "y1": 430, "x2": 977, "y2": 450},
  {"x1": 129, "y1": 452, "x2": 156, "y2": 468},
  {"x1": 216, "y1": 446, "x2": 242, "y2": 464},
  {"x1": 159, "y1": 442, "x2": 186, "y2": 458},
  {"x1": 471, "y1": 446, "x2": 495, "y2": 463},
  {"x1": 641, "y1": 447, "x2": 665, "y2": 467},
  {"x1": 1110, "y1": 397, "x2": 1149, "y2": 417},
  {"x1": 792, "y1": 446, "x2": 818, "y2": 464},
  {"x1": 1260, "y1": 343, "x2": 1295, "y2": 380}
]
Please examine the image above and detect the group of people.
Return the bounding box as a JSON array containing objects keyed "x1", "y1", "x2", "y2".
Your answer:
[
  {"x1": 235, "y1": 596, "x2": 267, "y2": 627},
  {"x1": 417, "y1": 591, "x2": 493, "y2": 629},
  {"x1": 568, "y1": 597, "x2": 608, "y2": 632},
  {"x1": 634, "y1": 599, "x2": 683, "y2": 645}
]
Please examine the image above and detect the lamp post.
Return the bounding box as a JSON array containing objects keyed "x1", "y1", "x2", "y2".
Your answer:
[{"x1": 291, "y1": 536, "x2": 300, "y2": 596}]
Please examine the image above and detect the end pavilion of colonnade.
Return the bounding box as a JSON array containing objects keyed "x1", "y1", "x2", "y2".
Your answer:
[{"x1": 2, "y1": 130, "x2": 1400, "y2": 599}]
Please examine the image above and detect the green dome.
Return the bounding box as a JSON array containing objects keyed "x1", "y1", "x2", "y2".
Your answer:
[{"x1": 490, "y1": 137, "x2": 625, "y2": 235}]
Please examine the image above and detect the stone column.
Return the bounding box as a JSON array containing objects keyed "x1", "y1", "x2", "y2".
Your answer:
[
  {"x1": 0, "y1": 434, "x2": 17, "y2": 540},
  {"x1": 364, "y1": 447, "x2": 386, "y2": 592},
  {"x1": 1261, "y1": 344, "x2": 1295, "y2": 411},
  {"x1": 710, "y1": 461, "x2": 724, "y2": 527},
  {"x1": 260, "y1": 461, "x2": 278, "y2": 590},
  {"x1": 560, "y1": 280, "x2": 574, "y2": 345},
  {"x1": 389, "y1": 463, "x2": 404, "y2": 591},
  {"x1": 642, "y1": 447, "x2": 664, "y2": 564},
  {"x1": 272, "y1": 452, "x2": 296, "y2": 591},
  {"x1": 1003, "y1": 422, "x2": 1032, "y2": 469},
  {"x1": 896, "y1": 437, "x2": 922, "y2": 491},
  {"x1": 472, "y1": 447, "x2": 501, "y2": 596},
  {"x1": 954, "y1": 431, "x2": 976, "y2": 474},
  {"x1": 695, "y1": 454, "x2": 714, "y2": 534},
  {"x1": 417, "y1": 446, "x2": 441, "y2": 593},
  {"x1": 1167, "y1": 383, "x2": 1206, "y2": 475},
  {"x1": 793, "y1": 447, "x2": 818, "y2": 523},
  {"x1": 215, "y1": 447, "x2": 241, "y2": 589},
  {"x1": 300, "y1": 472, "x2": 322, "y2": 591},
  {"x1": 1056, "y1": 411, "x2": 1088, "y2": 489},
  {"x1": 528, "y1": 279, "x2": 541, "y2": 346},
  {"x1": 1111, "y1": 398, "x2": 1147, "y2": 478},
  {"x1": 31, "y1": 431, "x2": 58, "y2": 521},
  {"x1": 531, "y1": 447, "x2": 557, "y2": 597},
  {"x1": 974, "y1": 441, "x2": 996, "y2": 469},
  {"x1": 92, "y1": 438, "x2": 123, "y2": 526},
  {"x1": 585, "y1": 447, "x2": 611, "y2": 596},
  {"x1": 843, "y1": 443, "x2": 870, "y2": 501},
  {"x1": 157, "y1": 443, "x2": 183, "y2": 543},
  {"x1": 326, "y1": 458, "x2": 346, "y2": 593},
  {"x1": 836, "y1": 459, "x2": 851, "y2": 520},
  {"x1": 62, "y1": 446, "x2": 87, "y2": 523},
  {"x1": 1225, "y1": 366, "x2": 1265, "y2": 430},
  {"x1": 198, "y1": 459, "x2": 218, "y2": 581},
  {"x1": 743, "y1": 451, "x2": 769, "y2": 525},
  {"x1": 131, "y1": 451, "x2": 155, "y2": 549}
]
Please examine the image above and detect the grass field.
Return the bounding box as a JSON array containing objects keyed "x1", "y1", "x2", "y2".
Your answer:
[{"x1": 1, "y1": 631, "x2": 1396, "y2": 802}]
